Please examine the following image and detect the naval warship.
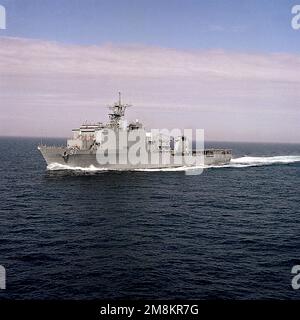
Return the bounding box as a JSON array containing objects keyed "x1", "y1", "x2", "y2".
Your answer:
[{"x1": 38, "y1": 93, "x2": 232, "y2": 170}]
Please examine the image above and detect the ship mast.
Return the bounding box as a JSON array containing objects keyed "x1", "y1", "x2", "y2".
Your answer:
[
  {"x1": 108, "y1": 92, "x2": 130, "y2": 128},
  {"x1": 119, "y1": 91, "x2": 121, "y2": 107}
]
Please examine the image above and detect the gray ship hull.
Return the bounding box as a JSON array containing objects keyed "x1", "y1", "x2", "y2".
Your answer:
[
  {"x1": 38, "y1": 94, "x2": 233, "y2": 170},
  {"x1": 38, "y1": 146, "x2": 232, "y2": 169}
]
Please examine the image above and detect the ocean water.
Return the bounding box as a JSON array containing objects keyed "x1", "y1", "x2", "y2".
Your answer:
[{"x1": 0, "y1": 137, "x2": 300, "y2": 299}]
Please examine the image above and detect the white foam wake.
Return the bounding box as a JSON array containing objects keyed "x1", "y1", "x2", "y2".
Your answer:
[
  {"x1": 46, "y1": 155, "x2": 300, "y2": 172},
  {"x1": 133, "y1": 166, "x2": 204, "y2": 172},
  {"x1": 227, "y1": 155, "x2": 300, "y2": 168},
  {"x1": 134, "y1": 155, "x2": 300, "y2": 170},
  {"x1": 47, "y1": 163, "x2": 109, "y2": 172},
  {"x1": 46, "y1": 163, "x2": 201, "y2": 172}
]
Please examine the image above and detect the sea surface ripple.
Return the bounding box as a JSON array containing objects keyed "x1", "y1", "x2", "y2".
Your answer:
[{"x1": 0, "y1": 138, "x2": 300, "y2": 299}]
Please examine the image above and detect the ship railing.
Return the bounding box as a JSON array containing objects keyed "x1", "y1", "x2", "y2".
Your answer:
[
  {"x1": 38, "y1": 145, "x2": 66, "y2": 148},
  {"x1": 192, "y1": 149, "x2": 232, "y2": 155}
]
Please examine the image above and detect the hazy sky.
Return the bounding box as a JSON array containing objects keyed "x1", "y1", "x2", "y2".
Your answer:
[{"x1": 0, "y1": 0, "x2": 299, "y2": 142}]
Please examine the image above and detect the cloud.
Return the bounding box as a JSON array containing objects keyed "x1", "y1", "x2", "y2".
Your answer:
[
  {"x1": 1, "y1": 36, "x2": 300, "y2": 81},
  {"x1": 0, "y1": 36, "x2": 299, "y2": 142}
]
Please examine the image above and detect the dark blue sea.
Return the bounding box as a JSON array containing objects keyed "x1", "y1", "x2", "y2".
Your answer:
[{"x1": 0, "y1": 137, "x2": 300, "y2": 299}]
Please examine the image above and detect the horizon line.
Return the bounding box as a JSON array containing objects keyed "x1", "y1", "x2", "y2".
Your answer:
[{"x1": 0, "y1": 135, "x2": 299, "y2": 145}]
